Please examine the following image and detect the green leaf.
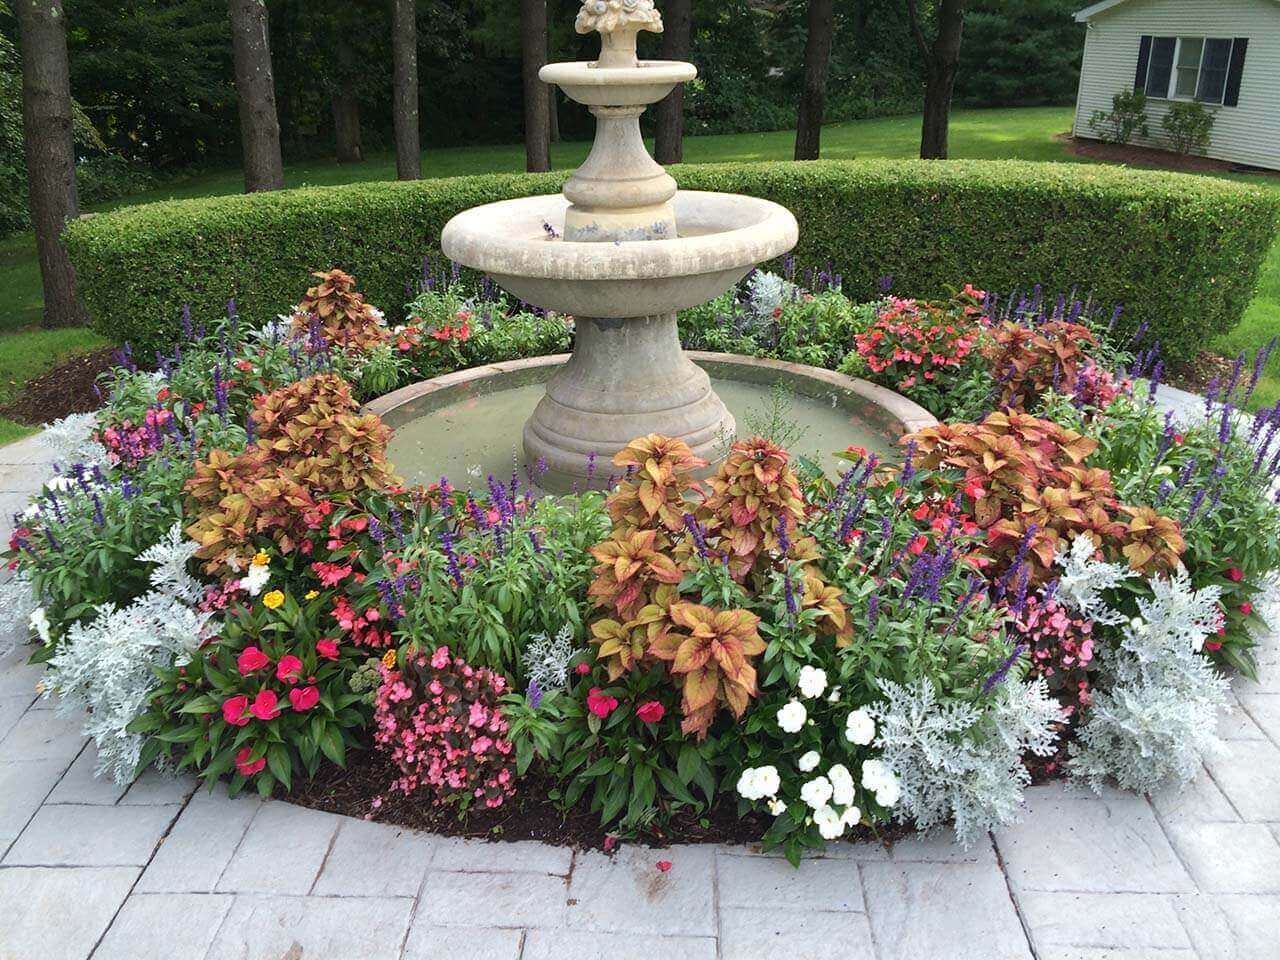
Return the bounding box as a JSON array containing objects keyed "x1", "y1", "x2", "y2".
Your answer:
[{"x1": 267, "y1": 743, "x2": 293, "y2": 790}]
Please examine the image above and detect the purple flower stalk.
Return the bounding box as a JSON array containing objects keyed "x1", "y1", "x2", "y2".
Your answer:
[
  {"x1": 527, "y1": 679, "x2": 544, "y2": 710},
  {"x1": 867, "y1": 593, "x2": 880, "y2": 631},
  {"x1": 682, "y1": 512, "x2": 709, "y2": 559},
  {"x1": 439, "y1": 526, "x2": 464, "y2": 587},
  {"x1": 982, "y1": 644, "x2": 1027, "y2": 695}
]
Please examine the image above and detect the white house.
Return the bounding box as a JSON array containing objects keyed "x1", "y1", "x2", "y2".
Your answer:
[{"x1": 1072, "y1": 0, "x2": 1280, "y2": 170}]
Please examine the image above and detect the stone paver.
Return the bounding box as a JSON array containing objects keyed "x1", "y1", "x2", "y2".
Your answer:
[
  {"x1": 0, "y1": 865, "x2": 139, "y2": 960},
  {"x1": 93, "y1": 892, "x2": 234, "y2": 960},
  {"x1": 3, "y1": 414, "x2": 1280, "y2": 958},
  {"x1": 994, "y1": 782, "x2": 1194, "y2": 893},
  {"x1": 861, "y1": 860, "x2": 1033, "y2": 960},
  {"x1": 203, "y1": 894, "x2": 414, "y2": 960}
]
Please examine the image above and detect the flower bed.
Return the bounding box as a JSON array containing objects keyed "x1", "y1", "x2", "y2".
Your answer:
[{"x1": 5, "y1": 267, "x2": 1279, "y2": 865}]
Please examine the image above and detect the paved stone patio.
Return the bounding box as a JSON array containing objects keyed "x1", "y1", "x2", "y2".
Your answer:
[{"x1": 3, "y1": 388, "x2": 1279, "y2": 959}]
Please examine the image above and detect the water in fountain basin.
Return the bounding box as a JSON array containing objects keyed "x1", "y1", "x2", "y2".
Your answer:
[{"x1": 384, "y1": 372, "x2": 901, "y2": 491}]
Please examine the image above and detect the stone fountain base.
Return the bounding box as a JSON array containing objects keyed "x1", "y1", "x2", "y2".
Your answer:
[{"x1": 523, "y1": 313, "x2": 733, "y2": 490}]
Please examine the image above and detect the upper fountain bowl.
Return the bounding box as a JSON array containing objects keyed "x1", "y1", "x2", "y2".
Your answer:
[
  {"x1": 539, "y1": 60, "x2": 697, "y2": 107},
  {"x1": 440, "y1": 190, "x2": 798, "y2": 318}
]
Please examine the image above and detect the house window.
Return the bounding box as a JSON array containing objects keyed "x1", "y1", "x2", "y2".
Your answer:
[{"x1": 1143, "y1": 36, "x2": 1237, "y2": 105}]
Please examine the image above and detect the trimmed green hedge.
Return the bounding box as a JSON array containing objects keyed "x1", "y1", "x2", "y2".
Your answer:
[{"x1": 66, "y1": 159, "x2": 1280, "y2": 362}]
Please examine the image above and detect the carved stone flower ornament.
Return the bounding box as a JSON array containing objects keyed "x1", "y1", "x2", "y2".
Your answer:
[{"x1": 575, "y1": 0, "x2": 663, "y2": 36}]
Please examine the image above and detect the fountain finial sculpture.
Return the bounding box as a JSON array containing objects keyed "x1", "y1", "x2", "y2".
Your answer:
[{"x1": 440, "y1": 0, "x2": 798, "y2": 490}]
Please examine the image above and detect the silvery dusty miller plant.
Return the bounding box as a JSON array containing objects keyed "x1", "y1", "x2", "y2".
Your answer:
[
  {"x1": 867, "y1": 676, "x2": 1062, "y2": 846},
  {"x1": 41, "y1": 524, "x2": 217, "y2": 783},
  {"x1": 1060, "y1": 538, "x2": 1232, "y2": 795}
]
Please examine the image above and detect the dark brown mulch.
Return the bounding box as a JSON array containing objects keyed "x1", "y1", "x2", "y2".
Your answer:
[
  {"x1": 1165, "y1": 351, "x2": 1235, "y2": 397},
  {"x1": 1058, "y1": 133, "x2": 1279, "y2": 177},
  {"x1": 284, "y1": 747, "x2": 914, "y2": 854},
  {"x1": 0, "y1": 346, "x2": 117, "y2": 426}
]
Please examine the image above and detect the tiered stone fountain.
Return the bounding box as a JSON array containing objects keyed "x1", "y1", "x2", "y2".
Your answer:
[
  {"x1": 440, "y1": 0, "x2": 799, "y2": 490},
  {"x1": 375, "y1": 0, "x2": 935, "y2": 490}
]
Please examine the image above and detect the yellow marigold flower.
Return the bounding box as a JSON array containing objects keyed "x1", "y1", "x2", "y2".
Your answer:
[
  {"x1": 304, "y1": 590, "x2": 319, "y2": 600},
  {"x1": 381, "y1": 649, "x2": 398, "y2": 670},
  {"x1": 251, "y1": 552, "x2": 270, "y2": 567},
  {"x1": 262, "y1": 590, "x2": 286, "y2": 610}
]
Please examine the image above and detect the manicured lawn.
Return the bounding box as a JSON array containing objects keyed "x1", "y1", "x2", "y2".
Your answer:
[{"x1": 1, "y1": 104, "x2": 1277, "y2": 441}]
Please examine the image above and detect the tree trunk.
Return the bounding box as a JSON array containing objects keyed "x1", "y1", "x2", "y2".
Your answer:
[
  {"x1": 391, "y1": 0, "x2": 421, "y2": 180},
  {"x1": 228, "y1": 0, "x2": 284, "y2": 192},
  {"x1": 331, "y1": 42, "x2": 362, "y2": 163},
  {"x1": 548, "y1": 86, "x2": 560, "y2": 143},
  {"x1": 906, "y1": 0, "x2": 965, "y2": 159},
  {"x1": 794, "y1": 0, "x2": 836, "y2": 161},
  {"x1": 15, "y1": 0, "x2": 87, "y2": 328},
  {"x1": 654, "y1": 0, "x2": 691, "y2": 165},
  {"x1": 520, "y1": 0, "x2": 550, "y2": 172}
]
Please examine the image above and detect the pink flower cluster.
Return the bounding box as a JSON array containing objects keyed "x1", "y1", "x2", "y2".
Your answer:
[
  {"x1": 1009, "y1": 595, "x2": 1096, "y2": 715},
  {"x1": 99, "y1": 407, "x2": 174, "y2": 469},
  {"x1": 372, "y1": 646, "x2": 517, "y2": 809}
]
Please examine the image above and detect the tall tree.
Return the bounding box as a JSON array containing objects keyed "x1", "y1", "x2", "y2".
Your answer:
[
  {"x1": 330, "y1": 39, "x2": 362, "y2": 163},
  {"x1": 654, "y1": 0, "x2": 690, "y2": 165},
  {"x1": 519, "y1": 0, "x2": 550, "y2": 172},
  {"x1": 905, "y1": 0, "x2": 966, "y2": 159},
  {"x1": 390, "y1": 0, "x2": 420, "y2": 179},
  {"x1": 227, "y1": 0, "x2": 284, "y2": 191},
  {"x1": 15, "y1": 0, "x2": 86, "y2": 328},
  {"x1": 793, "y1": 0, "x2": 835, "y2": 161}
]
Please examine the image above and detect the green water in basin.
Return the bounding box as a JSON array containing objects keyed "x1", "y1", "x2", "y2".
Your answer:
[{"x1": 384, "y1": 375, "x2": 901, "y2": 491}]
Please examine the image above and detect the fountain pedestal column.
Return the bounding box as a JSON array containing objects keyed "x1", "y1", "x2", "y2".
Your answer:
[{"x1": 523, "y1": 313, "x2": 734, "y2": 490}]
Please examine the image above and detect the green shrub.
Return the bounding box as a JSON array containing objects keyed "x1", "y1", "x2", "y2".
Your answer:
[
  {"x1": 1162, "y1": 102, "x2": 1215, "y2": 156},
  {"x1": 65, "y1": 160, "x2": 1280, "y2": 364},
  {"x1": 1089, "y1": 89, "x2": 1150, "y2": 145}
]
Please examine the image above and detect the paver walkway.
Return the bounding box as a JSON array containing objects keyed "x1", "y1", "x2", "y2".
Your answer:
[{"x1": 3, "y1": 387, "x2": 1280, "y2": 959}]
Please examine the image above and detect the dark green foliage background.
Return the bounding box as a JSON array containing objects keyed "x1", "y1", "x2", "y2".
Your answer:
[{"x1": 66, "y1": 159, "x2": 1279, "y2": 363}]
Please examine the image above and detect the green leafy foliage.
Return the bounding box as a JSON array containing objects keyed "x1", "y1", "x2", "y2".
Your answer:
[{"x1": 66, "y1": 161, "x2": 1280, "y2": 364}]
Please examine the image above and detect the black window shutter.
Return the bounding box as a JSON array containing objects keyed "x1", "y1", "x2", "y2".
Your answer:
[
  {"x1": 1134, "y1": 35, "x2": 1153, "y2": 91},
  {"x1": 1224, "y1": 38, "x2": 1249, "y2": 106}
]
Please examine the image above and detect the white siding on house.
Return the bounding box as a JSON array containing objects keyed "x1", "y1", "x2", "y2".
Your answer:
[{"x1": 1073, "y1": 0, "x2": 1280, "y2": 170}]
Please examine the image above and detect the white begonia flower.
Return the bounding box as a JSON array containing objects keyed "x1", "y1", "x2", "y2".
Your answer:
[
  {"x1": 797, "y1": 750, "x2": 821, "y2": 772},
  {"x1": 875, "y1": 778, "x2": 901, "y2": 808},
  {"x1": 241, "y1": 562, "x2": 271, "y2": 597},
  {"x1": 840, "y1": 805, "x2": 862, "y2": 828},
  {"x1": 800, "y1": 775, "x2": 834, "y2": 811},
  {"x1": 826, "y1": 685, "x2": 842, "y2": 703},
  {"x1": 861, "y1": 758, "x2": 892, "y2": 791},
  {"x1": 736, "y1": 765, "x2": 781, "y2": 801},
  {"x1": 777, "y1": 699, "x2": 807, "y2": 733},
  {"x1": 29, "y1": 607, "x2": 52, "y2": 644},
  {"x1": 20, "y1": 503, "x2": 40, "y2": 520},
  {"x1": 767, "y1": 798, "x2": 787, "y2": 816},
  {"x1": 845, "y1": 708, "x2": 876, "y2": 746},
  {"x1": 828, "y1": 764, "x2": 855, "y2": 807},
  {"x1": 44, "y1": 475, "x2": 76, "y2": 493},
  {"x1": 368, "y1": 306, "x2": 385, "y2": 325},
  {"x1": 797, "y1": 665, "x2": 828, "y2": 699},
  {"x1": 813, "y1": 804, "x2": 845, "y2": 840}
]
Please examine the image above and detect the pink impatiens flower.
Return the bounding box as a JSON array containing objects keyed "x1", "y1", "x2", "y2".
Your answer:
[
  {"x1": 276, "y1": 655, "x2": 303, "y2": 684},
  {"x1": 237, "y1": 646, "x2": 270, "y2": 675},
  {"x1": 289, "y1": 686, "x2": 320, "y2": 712},
  {"x1": 222, "y1": 695, "x2": 251, "y2": 727},
  {"x1": 250, "y1": 689, "x2": 281, "y2": 721}
]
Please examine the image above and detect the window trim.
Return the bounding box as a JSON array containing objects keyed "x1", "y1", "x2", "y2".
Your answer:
[{"x1": 1144, "y1": 35, "x2": 1232, "y2": 106}]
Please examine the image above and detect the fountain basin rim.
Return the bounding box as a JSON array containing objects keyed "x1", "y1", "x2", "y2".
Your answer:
[
  {"x1": 539, "y1": 60, "x2": 697, "y2": 87},
  {"x1": 441, "y1": 191, "x2": 798, "y2": 283},
  {"x1": 364, "y1": 351, "x2": 939, "y2": 441}
]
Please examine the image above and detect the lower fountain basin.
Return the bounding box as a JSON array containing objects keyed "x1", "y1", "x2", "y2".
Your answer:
[
  {"x1": 367, "y1": 353, "x2": 937, "y2": 493},
  {"x1": 440, "y1": 191, "x2": 799, "y2": 318}
]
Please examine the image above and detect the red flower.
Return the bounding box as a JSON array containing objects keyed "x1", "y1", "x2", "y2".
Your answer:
[
  {"x1": 235, "y1": 747, "x2": 266, "y2": 777},
  {"x1": 908, "y1": 534, "x2": 928, "y2": 556},
  {"x1": 316, "y1": 638, "x2": 340, "y2": 660},
  {"x1": 635, "y1": 700, "x2": 665, "y2": 724},
  {"x1": 222, "y1": 695, "x2": 251, "y2": 727},
  {"x1": 912, "y1": 503, "x2": 931, "y2": 522},
  {"x1": 656, "y1": 860, "x2": 672, "y2": 873},
  {"x1": 603, "y1": 835, "x2": 618, "y2": 852},
  {"x1": 1240, "y1": 602, "x2": 1254, "y2": 616},
  {"x1": 586, "y1": 687, "x2": 619, "y2": 718},
  {"x1": 1204, "y1": 639, "x2": 1224, "y2": 652},
  {"x1": 289, "y1": 685, "x2": 320, "y2": 712},
  {"x1": 575, "y1": 662, "x2": 591, "y2": 676},
  {"x1": 236, "y1": 646, "x2": 270, "y2": 676},
  {"x1": 963, "y1": 479, "x2": 986, "y2": 500},
  {"x1": 276, "y1": 655, "x2": 303, "y2": 684},
  {"x1": 1226, "y1": 567, "x2": 1244, "y2": 582},
  {"x1": 250, "y1": 689, "x2": 281, "y2": 721},
  {"x1": 1173, "y1": 433, "x2": 1184, "y2": 445},
  {"x1": 156, "y1": 386, "x2": 170, "y2": 402}
]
